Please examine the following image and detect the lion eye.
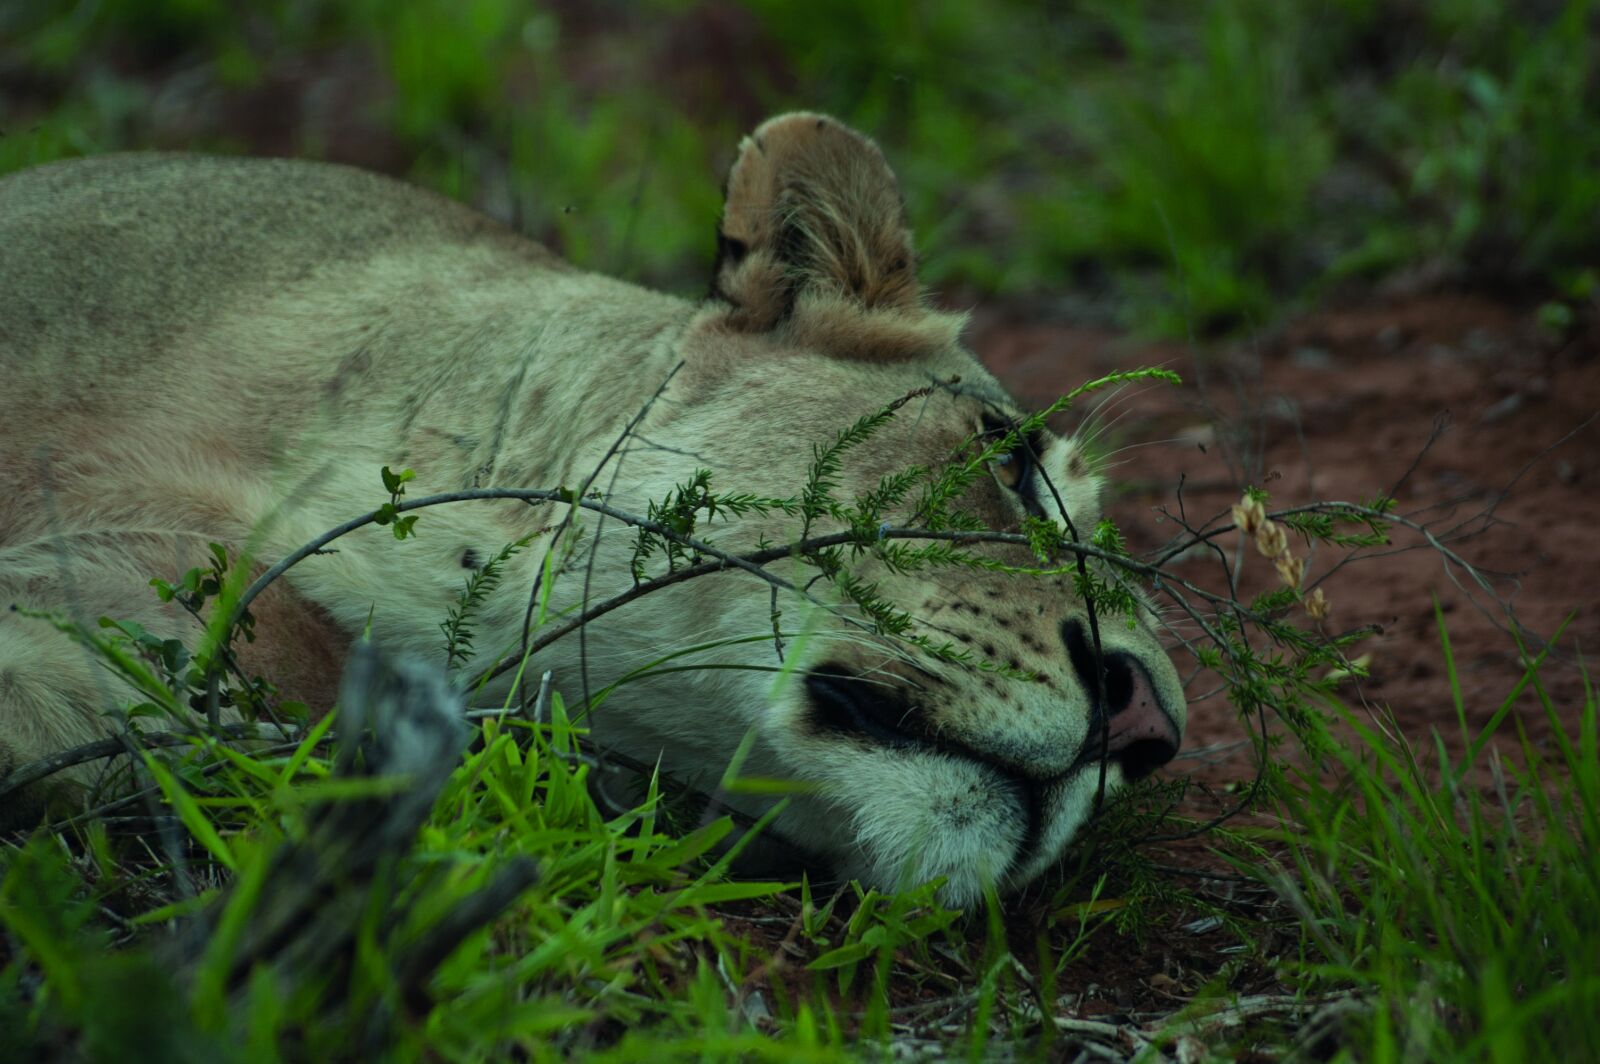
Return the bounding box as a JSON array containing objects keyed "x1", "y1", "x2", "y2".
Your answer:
[
  {"x1": 981, "y1": 415, "x2": 1035, "y2": 495},
  {"x1": 992, "y1": 448, "x2": 1030, "y2": 491}
]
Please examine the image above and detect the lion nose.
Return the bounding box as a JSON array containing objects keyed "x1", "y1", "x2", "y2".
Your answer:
[{"x1": 1062, "y1": 620, "x2": 1180, "y2": 780}]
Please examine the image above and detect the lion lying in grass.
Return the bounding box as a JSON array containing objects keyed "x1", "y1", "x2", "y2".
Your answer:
[{"x1": 0, "y1": 113, "x2": 1182, "y2": 904}]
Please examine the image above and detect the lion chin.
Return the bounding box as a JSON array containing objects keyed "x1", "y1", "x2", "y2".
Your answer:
[{"x1": 0, "y1": 112, "x2": 1183, "y2": 902}]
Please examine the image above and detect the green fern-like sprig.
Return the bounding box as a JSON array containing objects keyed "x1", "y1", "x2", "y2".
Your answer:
[
  {"x1": 631, "y1": 469, "x2": 800, "y2": 582},
  {"x1": 441, "y1": 533, "x2": 540, "y2": 671}
]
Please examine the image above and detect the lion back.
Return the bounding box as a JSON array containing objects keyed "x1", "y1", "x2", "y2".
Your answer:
[{"x1": 0, "y1": 154, "x2": 560, "y2": 386}]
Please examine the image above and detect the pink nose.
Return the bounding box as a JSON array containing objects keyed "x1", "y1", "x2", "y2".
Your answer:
[{"x1": 1103, "y1": 663, "x2": 1181, "y2": 779}]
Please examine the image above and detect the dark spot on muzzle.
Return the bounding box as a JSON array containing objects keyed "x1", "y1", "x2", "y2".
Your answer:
[{"x1": 804, "y1": 666, "x2": 924, "y2": 749}]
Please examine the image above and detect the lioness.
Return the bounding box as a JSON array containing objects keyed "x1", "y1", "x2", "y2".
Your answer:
[{"x1": 0, "y1": 113, "x2": 1183, "y2": 903}]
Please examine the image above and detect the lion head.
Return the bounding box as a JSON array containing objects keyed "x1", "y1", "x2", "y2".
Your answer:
[{"x1": 567, "y1": 114, "x2": 1186, "y2": 905}]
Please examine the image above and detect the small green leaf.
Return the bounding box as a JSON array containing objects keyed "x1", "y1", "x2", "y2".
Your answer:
[
  {"x1": 809, "y1": 939, "x2": 878, "y2": 971},
  {"x1": 380, "y1": 465, "x2": 414, "y2": 494}
]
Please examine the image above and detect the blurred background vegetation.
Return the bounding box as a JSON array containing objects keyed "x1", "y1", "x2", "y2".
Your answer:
[{"x1": 1, "y1": 0, "x2": 1596, "y2": 336}]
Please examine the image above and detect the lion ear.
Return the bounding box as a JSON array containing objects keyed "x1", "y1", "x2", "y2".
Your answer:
[{"x1": 710, "y1": 112, "x2": 920, "y2": 332}]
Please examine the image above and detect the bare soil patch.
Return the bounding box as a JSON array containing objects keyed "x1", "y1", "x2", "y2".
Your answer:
[{"x1": 973, "y1": 293, "x2": 1597, "y2": 777}]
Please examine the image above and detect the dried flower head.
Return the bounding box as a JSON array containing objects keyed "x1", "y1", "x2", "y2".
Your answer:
[
  {"x1": 1255, "y1": 519, "x2": 1288, "y2": 559},
  {"x1": 1231, "y1": 494, "x2": 1266, "y2": 535},
  {"x1": 1305, "y1": 587, "x2": 1331, "y2": 621},
  {"x1": 1275, "y1": 553, "x2": 1306, "y2": 588}
]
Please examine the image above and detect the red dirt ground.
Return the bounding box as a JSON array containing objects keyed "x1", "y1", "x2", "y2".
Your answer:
[{"x1": 973, "y1": 293, "x2": 1598, "y2": 781}]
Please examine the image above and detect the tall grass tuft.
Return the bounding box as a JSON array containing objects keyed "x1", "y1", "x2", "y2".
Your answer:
[{"x1": 1262, "y1": 610, "x2": 1600, "y2": 1059}]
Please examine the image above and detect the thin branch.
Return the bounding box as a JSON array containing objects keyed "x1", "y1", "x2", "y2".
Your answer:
[
  {"x1": 516, "y1": 360, "x2": 684, "y2": 709},
  {"x1": 0, "y1": 722, "x2": 308, "y2": 800}
]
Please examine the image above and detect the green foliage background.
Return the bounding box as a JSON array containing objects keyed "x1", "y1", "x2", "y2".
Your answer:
[{"x1": 3, "y1": 0, "x2": 1596, "y2": 333}]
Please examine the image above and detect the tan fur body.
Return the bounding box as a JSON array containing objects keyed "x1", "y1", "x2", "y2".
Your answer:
[{"x1": 0, "y1": 116, "x2": 1184, "y2": 903}]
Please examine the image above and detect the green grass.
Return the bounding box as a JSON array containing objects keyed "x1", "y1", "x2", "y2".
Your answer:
[
  {"x1": 1263, "y1": 611, "x2": 1600, "y2": 1060},
  {"x1": 2, "y1": 0, "x2": 1596, "y2": 328},
  {"x1": 3, "y1": 608, "x2": 1592, "y2": 1059},
  {"x1": 0, "y1": 689, "x2": 799, "y2": 1060}
]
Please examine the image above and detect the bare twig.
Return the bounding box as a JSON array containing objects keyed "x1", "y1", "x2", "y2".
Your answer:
[{"x1": 0, "y1": 722, "x2": 307, "y2": 800}]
